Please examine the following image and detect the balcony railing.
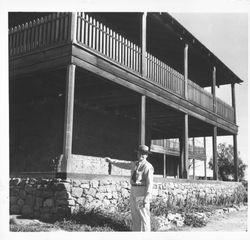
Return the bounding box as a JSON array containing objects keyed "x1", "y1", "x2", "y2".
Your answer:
[
  {"x1": 151, "y1": 139, "x2": 206, "y2": 157},
  {"x1": 9, "y1": 12, "x2": 235, "y2": 123}
]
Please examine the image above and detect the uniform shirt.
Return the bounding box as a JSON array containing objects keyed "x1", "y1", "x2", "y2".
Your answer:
[{"x1": 110, "y1": 159, "x2": 154, "y2": 187}]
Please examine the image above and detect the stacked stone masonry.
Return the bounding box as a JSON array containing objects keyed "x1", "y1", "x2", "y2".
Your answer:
[{"x1": 9, "y1": 177, "x2": 246, "y2": 221}]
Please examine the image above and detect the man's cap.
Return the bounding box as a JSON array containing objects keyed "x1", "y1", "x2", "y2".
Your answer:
[{"x1": 136, "y1": 145, "x2": 150, "y2": 154}]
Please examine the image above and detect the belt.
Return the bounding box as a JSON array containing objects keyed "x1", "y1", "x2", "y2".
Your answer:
[{"x1": 131, "y1": 184, "x2": 146, "y2": 187}]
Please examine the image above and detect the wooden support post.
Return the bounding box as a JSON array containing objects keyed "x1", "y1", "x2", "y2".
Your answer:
[
  {"x1": 193, "y1": 159, "x2": 195, "y2": 179},
  {"x1": 141, "y1": 12, "x2": 147, "y2": 77},
  {"x1": 184, "y1": 44, "x2": 188, "y2": 98},
  {"x1": 192, "y1": 138, "x2": 195, "y2": 179},
  {"x1": 61, "y1": 64, "x2": 76, "y2": 175},
  {"x1": 212, "y1": 66, "x2": 217, "y2": 113},
  {"x1": 179, "y1": 136, "x2": 184, "y2": 178},
  {"x1": 163, "y1": 154, "x2": 166, "y2": 178},
  {"x1": 233, "y1": 134, "x2": 239, "y2": 182},
  {"x1": 204, "y1": 137, "x2": 207, "y2": 180},
  {"x1": 182, "y1": 113, "x2": 189, "y2": 179},
  {"x1": 231, "y1": 83, "x2": 237, "y2": 123},
  {"x1": 212, "y1": 126, "x2": 218, "y2": 180},
  {"x1": 139, "y1": 95, "x2": 146, "y2": 145}
]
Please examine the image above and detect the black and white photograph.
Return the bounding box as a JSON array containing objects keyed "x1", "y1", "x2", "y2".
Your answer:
[{"x1": 0, "y1": 0, "x2": 249, "y2": 239}]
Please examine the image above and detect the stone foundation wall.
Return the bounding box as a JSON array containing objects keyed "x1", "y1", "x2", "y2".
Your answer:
[{"x1": 9, "y1": 177, "x2": 246, "y2": 221}]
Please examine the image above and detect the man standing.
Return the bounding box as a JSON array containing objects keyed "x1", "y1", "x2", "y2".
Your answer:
[{"x1": 105, "y1": 145, "x2": 154, "y2": 231}]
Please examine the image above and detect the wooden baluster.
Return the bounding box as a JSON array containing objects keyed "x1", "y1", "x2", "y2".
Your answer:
[
  {"x1": 106, "y1": 26, "x2": 110, "y2": 57},
  {"x1": 118, "y1": 35, "x2": 122, "y2": 64},
  {"x1": 115, "y1": 32, "x2": 119, "y2": 61},
  {"x1": 13, "y1": 27, "x2": 17, "y2": 55},
  {"x1": 127, "y1": 40, "x2": 131, "y2": 68},
  {"x1": 46, "y1": 15, "x2": 51, "y2": 45},
  {"x1": 99, "y1": 22, "x2": 103, "y2": 53},
  {"x1": 124, "y1": 38, "x2": 128, "y2": 67},
  {"x1": 96, "y1": 20, "x2": 99, "y2": 51},
  {"x1": 121, "y1": 37, "x2": 125, "y2": 65},
  {"x1": 9, "y1": 28, "x2": 13, "y2": 56},
  {"x1": 51, "y1": 13, "x2": 57, "y2": 43},
  {"x1": 80, "y1": 13, "x2": 84, "y2": 44},
  {"x1": 110, "y1": 29, "x2": 113, "y2": 59},
  {"x1": 103, "y1": 24, "x2": 106, "y2": 55},
  {"x1": 42, "y1": 16, "x2": 47, "y2": 46},
  {"x1": 26, "y1": 22, "x2": 31, "y2": 52},
  {"x1": 85, "y1": 14, "x2": 89, "y2": 45},
  {"x1": 59, "y1": 13, "x2": 64, "y2": 42},
  {"x1": 55, "y1": 13, "x2": 60, "y2": 42},
  {"x1": 39, "y1": 17, "x2": 44, "y2": 46},
  {"x1": 29, "y1": 21, "x2": 34, "y2": 50},
  {"x1": 15, "y1": 25, "x2": 21, "y2": 54},
  {"x1": 89, "y1": 16, "x2": 93, "y2": 48},
  {"x1": 34, "y1": 19, "x2": 39, "y2": 48},
  {"x1": 130, "y1": 42, "x2": 134, "y2": 70},
  {"x1": 20, "y1": 24, "x2": 25, "y2": 53},
  {"x1": 112, "y1": 31, "x2": 116, "y2": 60},
  {"x1": 92, "y1": 18, "x2": 96, "y2": 50}
]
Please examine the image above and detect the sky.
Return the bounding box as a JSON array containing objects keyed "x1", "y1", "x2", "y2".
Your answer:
[{"x1": 171, "y1": 12, "x2": 248, "y2": 167}]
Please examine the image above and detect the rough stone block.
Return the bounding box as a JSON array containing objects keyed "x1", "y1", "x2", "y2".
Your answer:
[
  {"x1": 17, "y1": 198, "x2": 25, "y2": 206},
  {"x1": 21, "y1": 205, "x2": 33, "y2": 217},
  {"x1": 91, "y1": 180, "x2": 99, "y2": 188},
  {"x1": 10, "y1": 196, "x2": 17, "y2": 205},
  {"x1": 86, "y1": 188, "x2": 97, "y2": 197},
  {"x1": 76, "y1": 197, "x2": 86, "y2": 206},
  {"x1": 72, "y1": 187, "x2": 83, "y2": 198},
  {"x1": 80, "y1": 183, "x2": 90, "y2": 189},
  {"x1": 25, "y1": 195, "x2": 35, "y2": 206},
  {"x1": 10, "y1": 204, "x2": 21, "y2": 214},
  {"x1": 19, "y1": 189, "x2": 26, "y2": 199},
  {"x1": 43, "y1": 198, "x2": 54, "y2": 208},
  {"x1": 24, "y1": 184, "x2": 34, "y2": 194}
]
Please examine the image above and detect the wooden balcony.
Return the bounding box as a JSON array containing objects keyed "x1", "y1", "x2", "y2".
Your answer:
[
  {"x1": 9, "y1": 12, "x2": 235, "y2": 124},
  {"x1": 151, "y1": 139, "x2": 206, "y2": 160}
]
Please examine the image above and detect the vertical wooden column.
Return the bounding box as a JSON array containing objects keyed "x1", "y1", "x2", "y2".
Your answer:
[
  {"x1": 184, "y1": 44, "x2": 189, "y2": 98},
  {"x1": 212, "y1": 66, "x2": 217, "y2": 112},
  {"x1": 163, "y1": 154, "x2": 166, "y2": 178},
  {"x1": 179, "y1": 136, "x2": 184, "y2": 178},
  {"x1": 192, "y1": 138, "x2": 195, "y2": 179},
  {"x1": 181, "y1": 113, "x2": 189, "y2": 179},
  {"x1": 231, "y1": 83, "x2": 237, "y2": 123},
  {"x1": 233, "y1": 134, "x2": 239, "y2": 181},
  {"x1": 163, "y1": 139, "x2": 167, "y2": 178},
  {"x1": 139, "y1": 12, "x2": 147, "y2": 146},
  {"x1": 61, "y1": 64, "x2": 76, "y2": 175},
  {"x1": 139, "y1": 95, "x2": 146, "y2": 145},
  {"x1": 204, "y1": 137, "x2": 207, "y2": 180},
  {"x1": 212, "y1": 126, "x2": 218, "y2": 180},
  {"x1": 231, "y1": 83, "x2": 238, "y2": 181},
  {"x1": 193, "y1": 159, "x2": 195, "y2": 179}
]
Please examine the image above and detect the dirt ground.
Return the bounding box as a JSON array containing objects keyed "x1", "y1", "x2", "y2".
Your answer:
[
  {"x1": 183, "y1": 208, "x2": 248, "y2": 232},
  {"x1": 10, "y1": 207, "x2": 248, "y2": 232}
]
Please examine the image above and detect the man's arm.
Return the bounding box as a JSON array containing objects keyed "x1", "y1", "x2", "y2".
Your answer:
[
  {"x1": 105, "y1": 157, "x2": 132, "y2": 170},
  {"x1": 144, "y1": 166, "x2": 154, "y2": 205}
]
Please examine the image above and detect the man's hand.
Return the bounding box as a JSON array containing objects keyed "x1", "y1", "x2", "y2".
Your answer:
[{"x1": 105, "y1": 157, "x2": 112, "y2": 164}]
